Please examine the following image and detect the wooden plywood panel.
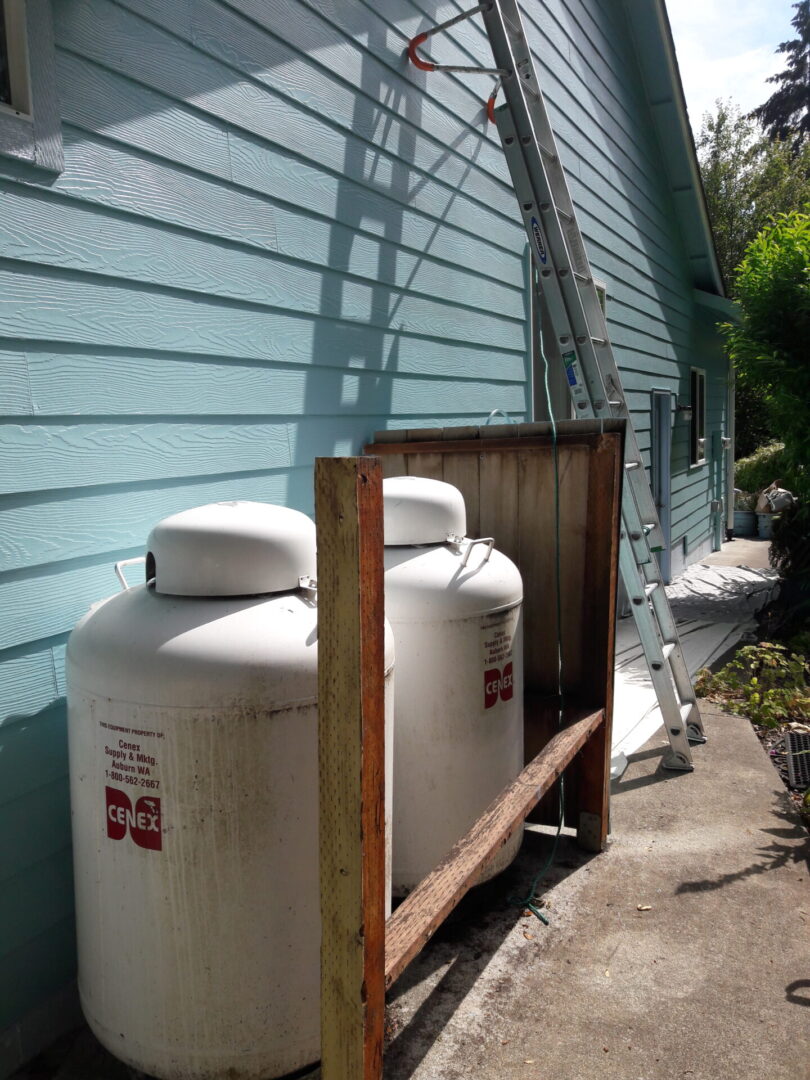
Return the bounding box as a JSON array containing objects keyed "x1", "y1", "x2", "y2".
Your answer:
[
  {"x1": 441, "y1": 452, "x2": 481, "y2": 538},
  {"x1": 479, "y1": 451, "x2": 519, "y2": 567},
  {"x1": 405, "y1": 453, "x2": 444, "y2": 483},
  {"x1": 557, "y1": 446, "x2": 590, "y2": 692},
  {"x1": 379, "y1": 453, "x2": 406, "y2": 479},
  {"x1": 516, "y1": 446, "x2": 557, "y2": 695}
]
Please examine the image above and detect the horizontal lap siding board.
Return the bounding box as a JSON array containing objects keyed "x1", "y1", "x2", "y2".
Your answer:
[{"x1": 0, "y1": 0, "x2": 531, "y2": 1042}]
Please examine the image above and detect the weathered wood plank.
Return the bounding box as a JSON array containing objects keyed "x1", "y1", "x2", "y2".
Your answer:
[
  {"x1": 479, "y1": 450, "x2": 520, "y2": 567},
  {"x1": 315, "y1": 458, "x2": 385, "y2": 1080},
  {"x1": 441, "y1": 452, "x2": 482, "y2": 538},
  {"x1": 557, "y1": 446, "x2": 590, "y2": 691},
  {"x1": 379, "y1": 454, "x2": 406, "y2": 479},
  {"x1": 384, "y1": 707, "x2": 604, "y2": 989},
  {"x1": 405, "y1": 453, "x2": 444, "y2": 482},
  {"x1": 516, "y1": 447, "x2": 558, "y2": 694},
  {"x1": 571, "y1": 435, "x2": 622, "y2": 850}
]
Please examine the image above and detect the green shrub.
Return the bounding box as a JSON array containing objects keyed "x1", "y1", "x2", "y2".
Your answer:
[
  {"x1": 695, "y1": 641, "x2": 810, "y2": 727},
  {"x1": 734, "y1": 441, "x2": 800, "y2": 496}
]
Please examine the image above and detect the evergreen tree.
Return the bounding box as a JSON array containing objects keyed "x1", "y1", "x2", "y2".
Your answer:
[{"x1": 750, "y1": 1, "x2": 810, "y2": 149}]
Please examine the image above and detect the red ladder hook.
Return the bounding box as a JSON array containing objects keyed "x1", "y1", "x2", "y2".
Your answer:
[{"x1": 406, "y1": 2, "x2": 509, "y2": 121}]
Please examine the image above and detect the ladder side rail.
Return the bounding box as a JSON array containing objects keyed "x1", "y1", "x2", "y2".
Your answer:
[
  {"x1": 458, "y1": 0, "x2": 704, "y2": 761},
  {"x1": 619, "y1": 541, "x2": 694, "y2": 770},
  {"x1": 497, "y1": 105, "x2": 666, "y2": 550},
  {"x1": 485, "y1": 6, "x2": 665, "y2": 548}
]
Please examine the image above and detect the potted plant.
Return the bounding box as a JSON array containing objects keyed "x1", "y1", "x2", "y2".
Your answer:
[{"x1": 733, "y1": 489, "x2": 757, "y2": 536}]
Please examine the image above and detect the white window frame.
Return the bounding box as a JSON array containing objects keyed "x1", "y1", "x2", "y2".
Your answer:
[
  {"x1": 689, "y1": 367, "x2": 707, "y2": 467},
  {"x1": 0, "y1": 0, "x2": 63, "y2": 173}
]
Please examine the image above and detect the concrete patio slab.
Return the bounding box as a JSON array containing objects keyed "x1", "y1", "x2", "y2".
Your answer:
[{"x1": 385, "y1": 702, "x2": 810, "y2": 1080}]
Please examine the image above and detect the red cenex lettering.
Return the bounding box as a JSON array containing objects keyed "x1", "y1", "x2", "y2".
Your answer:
[
  {"x1": 484, "y1": 661, "x2": 514, "y2": 709},
  {"x1": 105, "y1": 786, "x2": 162, "y2": 851}
]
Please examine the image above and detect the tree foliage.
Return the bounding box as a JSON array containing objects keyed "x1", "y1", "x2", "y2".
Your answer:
[
  {"x1": 697, "y1": 101, "x2": 810, "y2": 289},
  {"x1": 722, "y1": 211, "x2": 810, "y2": 620},
  {"x1": 750, "y1": 0, "x2": 810, "y2": 149}
]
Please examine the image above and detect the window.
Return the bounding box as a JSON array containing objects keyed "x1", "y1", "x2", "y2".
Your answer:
[
  {"x1": 0, "y1": 0, "x2": 31, "y2": 116},
  {"x1": 0, "y1": 0, "x2": 62, "y2": 173},
  {"x1": 689, "y1": 368, "x2": 706, "y2": 466}
]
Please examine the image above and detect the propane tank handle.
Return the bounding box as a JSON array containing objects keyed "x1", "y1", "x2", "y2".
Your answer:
[
  {"x1": 115, "y1": 556, "x2": 147, "y2": 591},
  {"x1": 460, "y1": 536, "x2": 495, "y2": 569}
]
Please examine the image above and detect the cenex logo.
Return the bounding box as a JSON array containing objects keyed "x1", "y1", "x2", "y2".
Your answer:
[
  {"x1": 530, "y1": 217, "x2": 547, "y2": 264},
  {"x1": 484, "y1": 662, "x2": 514, "y2": 709},
  {"x1": 106, "y1": 786, "x2": 162, "y2": 851}
]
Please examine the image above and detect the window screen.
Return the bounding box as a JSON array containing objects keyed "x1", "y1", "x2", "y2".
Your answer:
[
  {"x1": 690, "y1": 369, "x2": 706, "y2": 465},
  {"x1": 0, "y1": 2, "x2": 12, "y2": 108}
]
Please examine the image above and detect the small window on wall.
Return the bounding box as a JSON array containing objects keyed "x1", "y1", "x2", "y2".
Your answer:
[
  {"x1": 690, "y1": 368, "x2": 706, "y2": 466},
  {"x1": 594, "y1": 280, "x2": 607, "y2": 315},
  {"x1": 0, "y1": 0, "x2": 63, "y2": 173},
  {"x1": 0, "y1": 0, "x2": 31, "y2": 116}
]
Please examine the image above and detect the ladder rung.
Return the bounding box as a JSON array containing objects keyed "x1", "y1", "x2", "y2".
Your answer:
[
  {"x1": 555, "y1": 206, "x2": 572, "y2": 221},
  {"x1": 644, "y1": 583, "x2": 658, "y2": 597},
  {"x1": 625, "y1": 461, "x2": 640, "y2": 470},
  {"x1": 573, "y1": 271, "x2": 590, "y2": 283},
  {"x1": 591, "y1": 336, "x2": 606, "y2": 346},
  {"x1": 679, "y1": 703, "x2": 695, "y2": 725},
  {"x1": 608, "y1": 399, "x2": 622, "y2": 407},
  {"x1": 651, "y1": 641, "x2": 676, "y2": 670}
]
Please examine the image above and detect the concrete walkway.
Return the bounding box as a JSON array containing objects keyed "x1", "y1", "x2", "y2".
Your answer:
[
  {"x1": 386, "y1": 703, "x2": 810, "y2": 1080},
  {"x1": 702, "y1": 537, "x2": 771, "y2": 570}
]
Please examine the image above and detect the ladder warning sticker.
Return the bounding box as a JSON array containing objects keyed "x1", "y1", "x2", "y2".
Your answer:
[
  {"x1": 530, "y1": 217, "x2": 547, "y2": 264},
  {"x1": 481, "y1": 607, "x2": 519, "y2": 710},
  {"x1": 563, "y1": 350, "x2": 578, "y2": 387}
]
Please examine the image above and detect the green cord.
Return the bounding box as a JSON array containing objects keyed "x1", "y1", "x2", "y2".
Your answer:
[{"x1": 508, "y1": 314, "x2": 566, "y2": 926}]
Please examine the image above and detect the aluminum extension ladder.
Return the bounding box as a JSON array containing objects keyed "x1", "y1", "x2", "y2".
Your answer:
[{"x1": 408, "y1": 0, "x2": 706, "y2": 769}]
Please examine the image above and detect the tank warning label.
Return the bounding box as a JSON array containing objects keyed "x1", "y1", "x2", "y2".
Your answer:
[
  {"x1": 99, "y1": 721, "x2": 165, "y2": 850},
  {"x1": 481, "y1": 608, "x2": 519, "y2": 710},
  {"x1": 106, "y1": 786, "x2": 162, "y2": 851}
]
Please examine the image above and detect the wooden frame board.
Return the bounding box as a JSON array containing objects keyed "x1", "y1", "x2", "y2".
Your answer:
[{"x1": 316, "y1": 422, "x2": 623, "y2": 1079}]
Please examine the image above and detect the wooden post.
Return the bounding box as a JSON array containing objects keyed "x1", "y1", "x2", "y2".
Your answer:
[
  {"x1": 574, "y1": 434, "x2": 622, "y2": 851},
  {"x1": 315, "y1": 457, "x2": 385, "y2": 1080}
]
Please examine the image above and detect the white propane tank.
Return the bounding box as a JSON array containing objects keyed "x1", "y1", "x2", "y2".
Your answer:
[
  {"x1": 383, "y1": 477, "x2": 524, "y2": 895},
  {"x1": 67, "y1": 501, "x2": 394, "y2": 1080}
]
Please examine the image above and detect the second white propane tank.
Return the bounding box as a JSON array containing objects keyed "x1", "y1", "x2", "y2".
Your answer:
[
  {"x1": 383, "y1": 476, "x2": 524, "y2": 895},
  {"x1": 67, "y1": 501, "x2": 394, "y2": 1080}
]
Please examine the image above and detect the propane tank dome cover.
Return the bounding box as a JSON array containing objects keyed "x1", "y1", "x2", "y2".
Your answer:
[
  {"x1": 147, "y1": 501, "x2": 316, "y2": 596},
  {"x1": 383, "y1": 476, "x2": 467, "y2": 545}
]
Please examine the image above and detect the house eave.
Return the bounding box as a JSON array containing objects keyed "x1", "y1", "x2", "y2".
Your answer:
[{"x1": 622, "y1": 0, "x2": 726, "y2": 300}]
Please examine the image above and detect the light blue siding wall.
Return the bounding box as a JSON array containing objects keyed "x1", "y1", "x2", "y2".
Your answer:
[
  {"x1": 0, "y1": 0, "x2": 724, "y2": 1051},
  {"x1": 0, "y1": 0, "x2": 529, "y2": 1042}
]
